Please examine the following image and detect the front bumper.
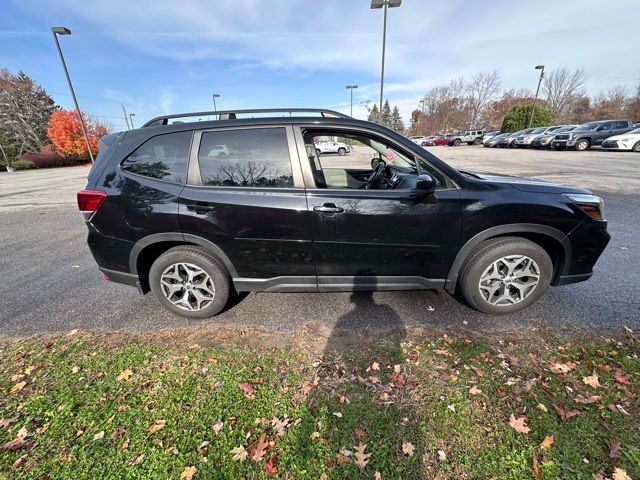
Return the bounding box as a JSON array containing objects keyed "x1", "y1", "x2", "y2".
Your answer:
[
  {"x1": 559, "y1": 218, "x2": 610, "y2": 283},
  {"x1": 552, "y1": 139, "x2": 577, "y2": 149}
]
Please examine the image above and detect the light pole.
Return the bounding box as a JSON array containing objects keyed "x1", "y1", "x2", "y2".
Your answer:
[
  {"x1": 528, "y1": 65, "x2": 545, "y2": 128},
  {"x1": 371, "y1": 0, "x2": 402, "y2": 122},
  {"x1": 129, "y1": 113, "x2": 136, "y2": 129},
  {"x1": 419, "y1": 99, "x2": 425, "y2": 114},
  {"x1": 346, "y1": 85, "x2": 358, "y2": 117},
  {"x1": 212, "y1": 93, "x2": 221, "y2": 120},
  {"x1": 51, "y1": 27, "x2": 94, "y2": 163}
]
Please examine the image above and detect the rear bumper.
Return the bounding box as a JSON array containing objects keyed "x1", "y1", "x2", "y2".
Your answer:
[
  {"x1": 99, "y1": 267, "x2": 144, "y2": 293},
  {"x1": 555, "y1": 273, "x2": 592, "y2": 286}
]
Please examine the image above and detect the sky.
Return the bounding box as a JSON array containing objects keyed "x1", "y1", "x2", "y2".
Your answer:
[{"x1": 1, "y1": 0, "x2": 638, "y2": 131}]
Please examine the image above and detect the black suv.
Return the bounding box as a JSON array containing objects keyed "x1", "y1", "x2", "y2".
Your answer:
[
  {"x1": 552, "y1": 119, "x2": 634, "y2": 150},
  {"x1": 78, "y1": 108, "x2": 609, "y2": 318}
]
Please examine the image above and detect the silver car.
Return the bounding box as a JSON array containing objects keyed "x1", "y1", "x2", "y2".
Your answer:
[
  {"x1": 314, "y1": 140, "x2": 351, "y2": 156},
  {"x1": 530, "y1": 126, "x2": 576, "y2": 149}
]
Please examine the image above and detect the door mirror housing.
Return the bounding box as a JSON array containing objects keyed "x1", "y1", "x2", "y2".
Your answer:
[{"x1": 414, "y1": 174, "x2": 436, "y2": 200}]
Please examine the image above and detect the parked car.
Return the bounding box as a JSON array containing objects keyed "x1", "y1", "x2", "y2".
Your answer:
[
  {"x1": 409, "y1": 136, "x2": 428, "y2": 144},
  {"x1": 207, "y1": 144, "x2": 231, "y2": 156},
  {"x1": 423, "y1": 136, "x2": 449, "y2": 146},
  {"x1": 79, "y1": 107, "x2": 609, "y2": 318},
  {"x1": 601, "y1": 127, "x2": 640, "y2": 152},
  {"x1": 482, "y1": 130, "x2": 501, "y2": 142},
  {"x1": 419, "y1": 136, "x2": 436, "y2": 146},
  {"x1": 448, "y1": 130, "x2": 484, "y2": 146},
  {"x1": 483, "y1": 132, "x2": 509, "y2": 148},
  {"x1": 315, "y1": 139, "x2": 350, "y2": 156},
  {"x1": 552, "y1": 120, "x2": 634, "y2": 150},
  {"x1": 514, "y1": 126, "x2": 560, "y2": 147},
  {"x1": 530, "y1": 126, "x2": 576, "y2": 149},
  {"x1": 498, "y1": 128, "x2": 535, "y2": 148}
]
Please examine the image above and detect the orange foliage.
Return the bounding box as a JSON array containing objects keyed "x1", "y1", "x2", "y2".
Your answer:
[{"x1": 47, "y1": 109, "x2": 108, "y2": 158}]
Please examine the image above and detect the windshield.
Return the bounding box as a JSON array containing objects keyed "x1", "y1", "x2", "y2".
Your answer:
[
  {"x1": 627, "y1": 127, "x2": 640, "y2": 135},
  {"x1": 530, "y1": 128, "x2": 546, "y2": 134},
  {"x1": 575, "y1": 122, "x2": 600, "y2": 131},
  {"x1": 555, "y1": 126, "x2": 575, "y2": 133}
]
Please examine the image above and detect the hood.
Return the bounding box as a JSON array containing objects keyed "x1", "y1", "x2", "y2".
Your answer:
[
  {"x1": 605, "y1": 132, "x2": 637, "y2": 141},
  {"x1": 458, "y1": 170, "x2": 591, "y2": 194}
]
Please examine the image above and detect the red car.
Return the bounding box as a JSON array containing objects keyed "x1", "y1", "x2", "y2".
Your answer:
[{"x1": 423, "y1": 136, "x2": 448, "y2": 146}]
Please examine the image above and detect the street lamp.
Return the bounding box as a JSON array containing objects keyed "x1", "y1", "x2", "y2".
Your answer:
[
  {"x1": 528, "y1": 65, "x2": 545, "y2": 128},
  {"x1": 346, "y1": 85, "x2": 358, "y2": 117},
  {"x1": 212, "y1": 93, "x2": 221, "y2": 120},
  {"x1": 419, "y1": 99, "x2": 425, "y2": 114},
  {"x1": 371, "y1": 0, "x2": 402, "y2": 122},
  {"x1": 51, "y1": 26, "x2": 94, "y2": 163},
  {"x1": 129, "y1": 113, "x2": 136, "y2": 129}
]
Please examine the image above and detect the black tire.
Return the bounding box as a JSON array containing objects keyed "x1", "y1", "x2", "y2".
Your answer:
[
  {"x1": 575, "y1": 138, "x2": 590, "y2": 151},
  {"x1": 474, "y1": 138, "x2": 482, "y2": 145},
  {"x1": 149, "y1": 246, "x2": 231, "y2": 319},
  {"x1": 632, "y1": 141, "x2": 640, "y2": 153},
  {"x1": 338, "y1": 147, "x2": 346, "y2": 156},
  {"x1": 509, "y1": 141, "x2": 517, "y2": 148},
  {"x1": 453, "y1": 139, "x2": 461, "y2": 147},
  {"x1": 467, "y1": 142, "x2": 473, "y2": 146},
  {"x1": 458, "y1": 237, "x2": 553, "y2": 315}
]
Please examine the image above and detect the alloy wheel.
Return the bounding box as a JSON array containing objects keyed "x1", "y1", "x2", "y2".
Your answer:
[
  {"x1": 478, "y1": 255, "x2": 540, "y2": 306},
  {"x1": 160, "y1": 262, "x2": 215, "y2": 311}
]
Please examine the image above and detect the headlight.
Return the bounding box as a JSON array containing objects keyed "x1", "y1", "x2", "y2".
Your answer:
[{"x1": 564, "y1": 193, "x2": 604, "y2": 220}]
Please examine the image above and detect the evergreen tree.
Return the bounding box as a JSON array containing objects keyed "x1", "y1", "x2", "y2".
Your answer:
[
  {"x1": 381, "y1": 100, "x2": 392, "y2": 127},
  {"x1": 500, "y1": 103, "x2": 554, "y2": 132},
  {"x1": 391, "y1": 106, "x2": 404, "y2": 132},
  {"x1": 368, "y1": 104, "x2": 380, "y2": 123}
]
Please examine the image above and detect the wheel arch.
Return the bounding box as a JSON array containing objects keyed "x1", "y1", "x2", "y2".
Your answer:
[
  {"x1": 129, "y1": 233, "x2": 238, "y2": 293},
  {"x1": 444, "y1": 224, "x2": 571, "y2": 294}
]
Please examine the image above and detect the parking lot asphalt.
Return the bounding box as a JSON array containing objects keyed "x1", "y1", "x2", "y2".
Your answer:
[{"x1": 1, "y1": 147, "x2": 639, "y2": 338}]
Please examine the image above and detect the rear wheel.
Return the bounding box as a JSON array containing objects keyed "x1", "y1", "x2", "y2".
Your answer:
[
  {"x1": 459, "y1": 237, "x2": 552, "y2": 314},
  {"x1": 338, "y1": 147, "x2": 346, "y2": 156},
  {"x1": 632, "y1": 141, "x2": 640, "y2": 152},
  {"x1": 576, "y1": 138, "x2": 590, "y2": 151},
  {"x1": 149, "y1": 246, "x2": 230, "y2": 319},
  {"x1": 474, "y1": 138, "x2": 482, "y2": 145},
  {"x1": 453, "y1": 139, "x2": 461, "y2": 146}
]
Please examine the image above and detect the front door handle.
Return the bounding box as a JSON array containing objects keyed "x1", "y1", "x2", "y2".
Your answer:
[
  {"x1": 313, "y1": 204, "x2": 344, "y2": 214},
  {"x1": 186, "y1": 204, "x2": 216, "y2": 214}
]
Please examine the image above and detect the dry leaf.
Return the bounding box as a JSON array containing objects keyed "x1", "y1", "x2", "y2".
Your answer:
[
  {"x1": 263, "y1": 453, "x2": 277, "y2": 476},
  {"x1": 111, "y1": 427, "x2": 127, "y2": 440},
  {"x1": 553, "y1": 402, "x2": 581, "y2": 423},
  {"x1": 401, "y1": 441, "x2": 415, "y2": 456},
  {"x1": 248, "y1": 433, "x2": 269, "y2": 462},
  {"x1": 309, "y1": 431, "x2": 320, "y2": 439},
  {"x1": 582, "y1": 374, "x2": 600, "y2": 388},
  {"x1": 609, "y1": 439, "x2": 622, "y2": 458},
  {"x1": 148, "y1": 420, "x2": 166, "y2": 434},
  {"x1": 231, "y1": 445, "x2": 248, "y2": 462},
  {"x1": 117, "y1": 369, "x2": 133, "y2": 381},
  {"x1": 10, "y1": 382, "x2": 26, "y2": 393},
  {"x1": 339, "y1": 395, "x2": 350, "y2": 404},
  {"x1": 180, "y1": 466, "x2": 197, "y2": 480},
  {"x1": 574, "y1": 394, "x2": 601, "y2": 404},
  {"x1": 93, "y1": 431, "x2": 105, "y2": 440},
  {"x1": 437, "y1": 449, "x2": 447, "y2": 461},
  {"x1": 374, "y1": 472, "x2": 382, "y2": 480},
  {"x1": 213, "y1": 420, "x2": 224, "y2": 435},
  {"x1": 371, "y1": 362, "x2": 380, "y2": 371},
  {"x1": 537, "y1": 403, "x2": 548, "y2": 412},
  {"x1": 549, "y1": 362, "x2": 576, "y2": 374},
  {"x1": 532, "y1": 451, "x2": 541, "y2": 480},
  {"x1": 613, "y1": 468, "x2": 631, "y2": 480},
  {"x1": 130, "y1": 453, "x2": 145, "y2": 465},
  {"x1": 354, "y1": 443, "x2": 371, "y2": 470},
  {"x1": 469, "y1": 385, "x2": 481, "y2": 395},
  {"x1": 238, "y1": 382, "x2": 255, "y2": 399},
  {"x1": 332, "y1": 412, "x2": 343, "y2": 418},
  {"x1": 24, "y1": 366, "x2": 35, "y2": 375},
  {"x1": 71, "y1": 366, "x2": 80, "y2": 374},
  {"x1": 614, "y1": 369, "x2": 631, "y2": 385},
  {"x1": 271, "y1": 417, "x2": 290, "y2": 436},
  {"x1": 509, "y1": 414, "x2": 530, "y2": 434},
  {"x1": 539, "y1": 435, "x2": 554, "y2": 450},
  {"x1": 354, "y1": 428, "x2": 367, "y2": 440}
]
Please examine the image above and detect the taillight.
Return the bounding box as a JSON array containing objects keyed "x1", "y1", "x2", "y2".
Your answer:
[
  {"x1": 77, "y1": 190, "x2": 106, "y2": 220},
  {"x1": 564, "y1": 193, "x2": 604, "y2": 220}
]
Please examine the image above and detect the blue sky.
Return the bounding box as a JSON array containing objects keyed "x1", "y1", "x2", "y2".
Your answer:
[{"x1": 1, "y1": 0, "x2": 638, "y2": 130}]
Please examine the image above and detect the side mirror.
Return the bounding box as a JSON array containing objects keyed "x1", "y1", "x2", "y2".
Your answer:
[
  {"x1": 414, "y1": 173, "x2": 436, "y2": 200},
  {"x1": 371, "y1": 157, "x2": 381, "y2": 169}
]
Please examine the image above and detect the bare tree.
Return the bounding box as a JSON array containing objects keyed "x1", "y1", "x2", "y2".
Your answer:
[
  {"x1": 542, "y1": 68, "x2": 589, "y2": 121},
  {"x1": 466, "y1": 70, "x2": 501, "y2": 127},
  {"x1": 624, "y1": 81, "x2": 640, "y2": 121},
  {"x1": 591, "y1": 85, "x2": 628, "y2": 119}
]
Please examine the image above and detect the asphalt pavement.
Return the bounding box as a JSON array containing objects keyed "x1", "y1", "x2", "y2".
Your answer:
[{"x1": 1, "y1": 148, "x2": 639, "y2": 338}]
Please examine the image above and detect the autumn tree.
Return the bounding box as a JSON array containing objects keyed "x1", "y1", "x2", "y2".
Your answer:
[
  {"x1": 0, "y1": 69, "x2": 55, "y2": 161},
  {"x1": 482, "y1": 89, "x2": 533, "y2": 128},
  {"x1": 47, "y1": 109, "x2": 108, "y2": 159}
]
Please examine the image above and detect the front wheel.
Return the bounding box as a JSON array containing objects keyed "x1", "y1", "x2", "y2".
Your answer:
[
  {"x1": 453, "y1": 139, "x2": 461, "y2": 147},
  {"x1": 149, "y1": 246, "x2": 230, "y2": 319},
  {"x1": 459, "y1": 237, "x2": 552, "y2": 314},
  {"x1": 575, "y1": 139, "x2": 590, "y2": 151},
  {"x1": 632, "y1": 141, "x2": 640, "y2": 152},
  {"x1": 474, "y1": 138, "x2": 482, "y2": 145},
  {"x1": 338, "y1": 147, "x2": 346, "y2": 156}
]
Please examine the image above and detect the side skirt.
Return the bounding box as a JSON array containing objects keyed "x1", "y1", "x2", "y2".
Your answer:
[{"x1": 233, "y1": 276, "x2": 445, "y2": 293}]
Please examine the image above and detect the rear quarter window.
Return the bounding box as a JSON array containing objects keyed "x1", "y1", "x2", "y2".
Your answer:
[{"x1": 121, "y1": 131, "x2": 192, "y2": 183}]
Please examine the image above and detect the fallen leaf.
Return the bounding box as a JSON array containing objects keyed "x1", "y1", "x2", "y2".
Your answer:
[
  {"x1": 117, "y1": 369, "x2": 133, "y2": 381},
  {"x1": 613, "y1": 467, "x2": 631, "y2": 480},
  {"x1": 263, "y1": 453, "x2": 277, "y2": 476},
  {"x1": 71, "y1": 366, "x2": 80, "y2": 374},
  {"x1": 336, "y1": 452, "x2": 351, "y2": 465},
  {"x1": 148, "y1": 420, "x2": 166, "y2": 434},
  {"x1": 238, "y1": 382, "x2": 255, "y2": 399},
  {"x1": 371, "y1": 362, "x2": 380, "y2": 371},
  {"x1": 213, "y1": 420, "x2": 224, "y2": 435},
  {"x1": 198, "y1": 441, "x2": 209, "y2": 450},
  {"x1": 180, "y1": 466, "x2": 197, "y2": 480},
  {"x1": 117, "y1": 404, "x2": 129, "y2": 412},
  {"x1": 532, "y1": 451, "x2": 541, "y2": 480},
  {"x1": 539, "y1": 435, "x2": 554, "y2": 450},
  {"x1": 553, "y1": 402, "x2": 581, "y2": 423},
  {"x1": 231, "y1": 445, "x2": 248, "y2": 462},
  {"x1": 271, "y1": 417, "x2": 290, "y2": 436},
  {"x1": 11, "y1": 374, "x2": 25, "y2": 382},
  {"x1": 537, "y1": 403, "x2": 548, "y2": 412},
  {"x1": 582, "y1": 374, "x2": 600, "y2": 388},
  {"x1": 354, "y1": 428, "x2": 367, "y2": 440},
  {"x1": 354, "y1": 443, "x2": 371, "y2": 470},
  {"x1": 401, "y1": 441, "x2": 415, "y2": 456},
  {"x1": 550, "y1": 362, "x2": 576, "y2": 374},
  {"x1": 609, "y1": 439, "x2": 622, "y2": 458},
  {"x1": 574, "y1": 394, "x2": 601, "y2": 404},
  {"x1": 309, "y1": 431, "x2": 320, "y2": 439},
  {"x1": 339, "y1": 395, "x2": 350, "y2": 404},
  {"x1": 614, "y1": 369, "x2": 631, "y2": 386},
  {"x1": 10, "y1": 382, "x2": 26, "y2": 393},
  {"x1": 12, "y1": 454, "x2": 28, "y2": 468},
  {"x1": 0, "y1": 417, "x2": 17, "y2": 429},
  {"x1": 93, "y1": 431, "x2": 105, "y2": 440},
  {"x1": 469, "y1": 385, "x2": 481, "y2": 395},
  {"x1": 374, "y1": 472, "x2": 382, "y2": 480},
  {"x1": 509, "y1": 414, "x2": 530, "y2": 434},
  {"x1": 248, "y1": 433, "x2": 269, "y2": 462},
  {"x1": 332, "y1": 412, "x2": 343, "y2": 418},
  {"x1": 111, "y1": 427, "x2": 127, "y2": 440},
  {"x1": 130, "y1": 453, "x2": 144, "y2": 465}
]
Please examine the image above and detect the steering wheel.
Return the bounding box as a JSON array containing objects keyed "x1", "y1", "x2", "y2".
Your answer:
[{"x1": 365, "y1": 159, "x2": 386, "y2": 189}]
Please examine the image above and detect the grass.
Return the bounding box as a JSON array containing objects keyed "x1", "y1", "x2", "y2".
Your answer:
[{"x1": 0, "y1": 328, "x2": 638, "y2": 479}]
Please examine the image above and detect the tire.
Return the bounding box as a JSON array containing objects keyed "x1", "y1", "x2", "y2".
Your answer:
[
  {"x1": 316, "y1": 148, "x2": 321, "y2": 156},
  {"x1": 338, "y1": 147, "x2": 346, "y2": 156},
  {"x1": 453, "y1": 139, "x2": 461, "y2": 147},
  {"x1": 632, "y1": 141, "x2": 640, "y2": 152},
  {"x1": 474, "y1": 138, "x2": 482, "y2": 145},
  {"x1": 467, "y1": 142, "x2": 473, "y2": 146},
  {"x1": 458, "y1": 237, "x2": 553, "y2": 315},
  {"x1": 575, "y1": 138, "x2": 590, "y2": 151},
  {"x1": 509, "y1": 141, "x2": 517, "y2": 148},
  {"x1": 149, "y1": 246, "x2": 231, "y2": 319}
]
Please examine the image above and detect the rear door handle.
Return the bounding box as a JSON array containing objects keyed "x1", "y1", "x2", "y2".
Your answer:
[
  {"x1": 313, "y1": 204, "x2": 344, "y2": 214},
  {"x1": 186, "y1": 204, "x2": 216, "y2": 213}
]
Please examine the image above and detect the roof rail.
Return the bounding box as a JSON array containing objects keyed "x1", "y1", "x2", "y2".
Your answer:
[{"x1": 142, "y1": 108, "x2": 350, "y2": 127}]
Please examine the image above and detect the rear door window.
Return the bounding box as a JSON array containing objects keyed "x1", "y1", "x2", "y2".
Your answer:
[
  {"x1": 197, "y1": 128, "x2": 294, "y2": 188},
  {"x1": 121, "y1": 131, "x2": 192, "y2": 183}
]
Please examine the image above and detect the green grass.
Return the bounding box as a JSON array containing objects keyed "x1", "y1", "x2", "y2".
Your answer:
[{"x1": 0, "y1": 331, "x2": 638, "y2": 479}]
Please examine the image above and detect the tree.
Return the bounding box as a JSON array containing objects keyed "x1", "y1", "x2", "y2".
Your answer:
[
  {"x1": 367, "y1": 104, "x2": 379, "y2": 123},
  {"x1": 466, "y1": 70, "x2": 501, "y2": 126},
  {"x1": 391, "y1": 106, "x2": 404, "y2": 132},
  {"x1": 482, "y1": 89, "x2": 533, "y2": 128},
  {"x1": 625, "y1": 81, "x2": 640, "y2": 121},
  {"x1": 542, "y1": 68, "x2": 588, "y2": 121},
  {"x1": 380, "y1": 100, "x2": 392, "y2": 127},
  {"x1": 0, "y1": 69, "x2": 56, "y2": 158},
  {"x1": 500, "y1": 103, "x2": 554, "y2": 132},
  {"x1": 47, "y1": 109, "x2": 108, "y2": 159},
  {"x1": 591, "y1": 85, "x2": 628, "y2": 119}
]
